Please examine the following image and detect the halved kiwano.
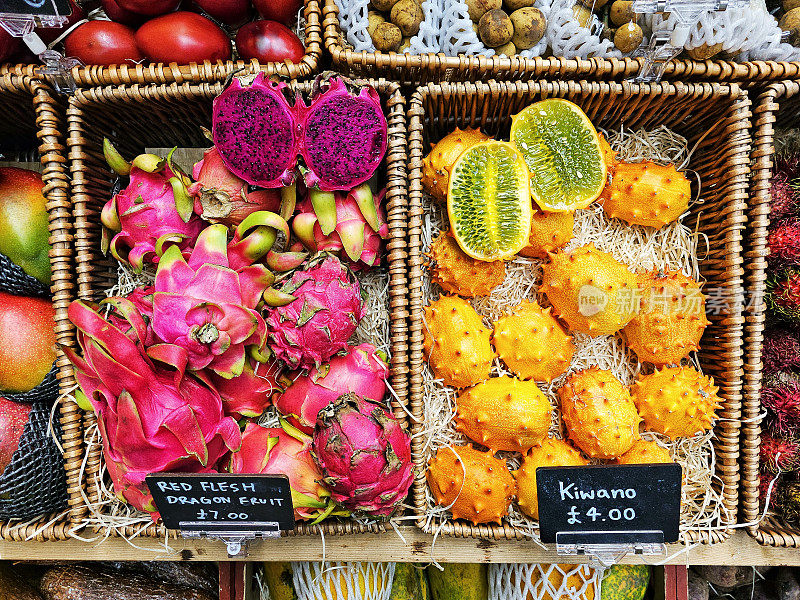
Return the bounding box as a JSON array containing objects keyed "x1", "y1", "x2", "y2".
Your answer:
[
  {"x1": 510, "y1": 98, "x2": 607, "y2": 212},
  {"x1": 447, "y1": 141, "x2": 532, "y2": 261}
]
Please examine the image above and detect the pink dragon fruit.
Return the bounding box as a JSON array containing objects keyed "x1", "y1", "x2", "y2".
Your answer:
[
  {"x1": 64, "y1": 299, "x2": 241, "y2": 517},
  {"x1": 189, "y1": 146, "x2": 282, "y2": 226},
  {"x1": 265, "y1": 255, "x2": 364, "y2": 371},
  {"x1": 101, "y1": 165, "x2": 204, "y2": 272},
  {"x1": 228, "y1": 420, "x2": 343, "y2": 522},
  {"x1": 275, "y1": 343, "x2": 389, "y2": 434},
  {"x1": 292, "y1": 185, "x2": 389, "y2": 268},
  {"x1": 152, "y1": 223, "x2": 273, "y2": 378},
  {"x1": 207, "y1": 358, "x2": 283, "y2": 418},
  {"x1": 212, "y1": 73, "x2": 387, "y2": 192},
  {"x1": 312, "y1": 393, "x2": 412, "y2": 517}
]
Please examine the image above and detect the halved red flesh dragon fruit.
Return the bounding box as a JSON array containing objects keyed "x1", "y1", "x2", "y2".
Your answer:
[{"x1": 212, "y1": 73, "x2": 387, "y2": 192}]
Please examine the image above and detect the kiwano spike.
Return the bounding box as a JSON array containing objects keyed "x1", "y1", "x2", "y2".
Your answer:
[
  {"x1": 348, "y1": 183, "x2": 380, "y2": 232},
  {"x1": 310, "y1": 189, "x2": 337, "y2": 235},
  {"x1": 103, "y1": 138, "x2": 131, "y2": 176},
  {"x1": 132, "y1": 153, "x2": 166, "y2": 173}
]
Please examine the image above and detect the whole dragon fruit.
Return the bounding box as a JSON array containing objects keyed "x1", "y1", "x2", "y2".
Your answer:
[
  {"x1": 266, "y1": 255, "x2": 364, "y2": 370},
  {"x1": 189, "y1": 146, "x2": 282, "y2": 226},
  {"x1": 228, "y1": 420, "x2": 342, "y2": 522},
  {"x1": 152, "y1": 223, "x2": 271, "y2": 378},
  {"x1": 64, "y1": 299, "x2": 241, "y2": 517},
  {"x1": 212, "y1": 73, "x2": 387, "y2": 191},
  {"x1": 275, "y1": 343, "x2": 389, "y2": 434},
  {"x1": 101, "y1": 165, "x2": 204, "y2": 272},
  {"x1": 292, "y1": 186, "x2": 389, "y2": 268},
  {"x1": 312, "y1": 393, "x2": 412, "y2": 517}
]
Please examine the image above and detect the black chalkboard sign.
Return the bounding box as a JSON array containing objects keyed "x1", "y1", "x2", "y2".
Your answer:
[
  {"x1": 537, "y1": 464, "x2": 681, "y2": 544},
  {"x1": 146, "y1": 474, "x2": 295, "y2": 533},
  {"x1": 0, "y1": 0, "x2": 72, "y2": 17}
]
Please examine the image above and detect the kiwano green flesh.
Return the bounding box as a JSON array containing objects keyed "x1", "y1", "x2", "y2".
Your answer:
[{"x1": 600, "y1": 565, "x2": 650, "y2": 600}]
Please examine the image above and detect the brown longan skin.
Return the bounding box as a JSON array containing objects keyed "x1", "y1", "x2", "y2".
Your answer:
[
  {"x1": 686, "y1": 42, "x2": 724, "y2": 60},
  {"x1": 609, "y1": 0, "x2": 635, "y2": 26},
  {"x1": 581, "y1": 0, "x2": 610, "y2": 8},
  {"x1": 784, "y1": 0, "x2": 800, "y2": 12},
  {"x1": 503, "y1": 0, "x2": 534, "y2": 10},
  {"x1": 510, "y1": 7, "x2": 546, "y2": 50},
  {"x1": 370, "y1": 0, "x2": 400, "y2": 11},
  {"x1": 367, "y1": 11, "x2": 386, "y2": 37},
  {"x1": 614, "y1": 21, "x2": 643, "y2": 53},
  {"x1": 495, "y1": 40, "x2": 517, "y2": 56},
  {"x1": 466, "y1": 0, "x2": 503, "y2": 22},
  {"x1": 781, "y1": 7, "x2": 800, "y2": 46},
  {"x1": 479, "y1": 8, "x2": 514, "y2": 48},
  {"x1": 390, "y1": 0, "x2": 424, "y2": 36},
  {"x1": 371, "y1": 21, "x2": 402, "y2": 52}
]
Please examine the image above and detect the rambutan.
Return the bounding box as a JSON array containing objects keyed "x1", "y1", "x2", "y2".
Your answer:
[
  {"x1": 762, "y1": 381, "x2": 800, "y2": 436},
  {"x1": 762, "y1": 328, "x2": 800, "y2": 374},
  {"x1": 770, "y1": 173, "x2": 799, "y2": 221},
  {"x1": 766, "y1": 269, "x2": 800, "y2": 323},
  {"x1": 769, "y1": 219, "x2": 800, "y2": 266},
  {"x1": 760, "y1": 432, "x2": 800, "y2": 474},
  {"x1": 778, "y1": 480, "x2": 800, "y2": 523}
]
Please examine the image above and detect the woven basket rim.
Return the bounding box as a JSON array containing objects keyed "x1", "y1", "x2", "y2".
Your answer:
[
  {"x1": 740, "y1": 80, "x2": 800, "y2": 547},
  {"x1": 406, "y1": 79, "x2": 750, "y2": 544},
  {"x1": 0, "y1": 71, "x2": 84, "y2": 542},
  {"x1": 66, "y1": 77, "x2": 410, "y2": 539}
]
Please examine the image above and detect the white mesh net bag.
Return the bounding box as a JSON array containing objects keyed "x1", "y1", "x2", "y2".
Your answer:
[
  {"x1": 333, "y1": 0, "x2": 441, "y2": 53},
  {"x1": 489, "y1": 563, "x2": 599, "y2": 600},
  {"x1": 546, "y1": 0, "x2": 621, "y2": 59},
  {"x1": 292, "y1": 562, "x2": 396, "y2": 600}
]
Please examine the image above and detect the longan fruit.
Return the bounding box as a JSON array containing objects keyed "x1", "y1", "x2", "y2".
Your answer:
[
  {"x1": 510, "y1": 7, "x2": 546, "y2": 50},
  {"x1": 784, "y1": 0, "x2": 800, "y2": 12},
  {"x1": 614, "y1": 21, "x2": 643, "y2": 53},
  {"x1": 370, "y1": 0, "x2": 400, "y2": 11},
  {"x1": 390, "y1": 0, "x2": 424, "y2": 36},
  {"x1": 478, "y1": 8, "x2": 514, "y2": 47},
  {"x1": 573, "y1": 3, "x2": 592, "y2": 27},
  {"x1": 686, "y1": 42, "x2": 724, "y2": 60},
  {"x1": 367, "y1": 11, "x2": 386, "y2": 37},
  {"x1": 780, "y1": 7, "x2": 800, "y2": 46},
  {"x1": 466, "y1": 0, "x2": 502, "y2": 23},
  {"x1": 609, "y1": 0, "x2": 635, "y2": 26},
  {"x1": 580, "y1": 0, "x2": 610, "y2": 8},
  {"x1": 503, "y1": 0, "x2": 534, "y2": 10},
  {"x1": 398, "y1": 36, "x2": 412, "y2": 52},
  {"x1": 371, "y1": 21, "x2": 402, "y2": 52},
  {"x1": 495, "y1": 40, "x2": 517, "y2": 56}
]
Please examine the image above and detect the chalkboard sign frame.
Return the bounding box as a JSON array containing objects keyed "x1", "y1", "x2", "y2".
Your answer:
[
  {"x1": 536, "y1": 463, "x2": 682, "y2": 545},
  {"x1": 146, "y1": 473, "x2": 296, "y2": 534},
  {"x1": 0, "y1": 0, "x2": 72, "y2": 18}
]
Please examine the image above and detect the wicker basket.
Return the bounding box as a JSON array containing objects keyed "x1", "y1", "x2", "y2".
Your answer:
[
  {"x1": 1, "y1": 1, "x2": 322, "y2": 87},
  {"x1": 740, "y1": 81, "x2": 800, "y2": 547},
  {"x1": 323, "y1": 0, "x2": 800, "y2": 85},
  {"x1": 66, "y1": 78, "x2": 409, "y2": 538},
  {"x1": 0, "y1": 72, "x2": 84, "y2": 541},
  {"x1": 407, "y1": 80, "x2": 750, "y2": 543}
]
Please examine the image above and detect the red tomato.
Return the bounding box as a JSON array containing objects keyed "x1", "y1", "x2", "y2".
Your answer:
[
  {"x1": 64, "y1": 21, "x2": 143, "y2": 66},
  {"x1": 135, "y1": 12, "x2": 232, "y2": 64},
  {"x1": 193, "y1": 0, "x2": 251, "y2": 26},
  {"x1": 116, "y1": 0, "x2": 181, "y2": 15},
  {"x1": 0, "y1": 294, "x2": 56, "y2": 394},
  {"x1": 101, "y1": 0, "x2": 148, "y2": 26},
  {"x1": 0, "y1": 28, "x2": 21, "y2": 63},
  {"x1": 236, "y1": 20, "x2": 304, "y2": 63},
  {"x1": 252, "y1": 0, "x2": 303, "y2": 26},
  {"x1": 35, "y1": 0, "x2": 86, "y2": 44}
]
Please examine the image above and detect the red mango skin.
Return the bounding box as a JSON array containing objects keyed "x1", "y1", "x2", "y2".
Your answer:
[
  {"x1": 0, "y1": 294, "x2": 56, "y2": 394},
  {"x1": 252, "y1": 0, "x2": 303, "y2": 26},
  {"x1": 64, "y1": 21, "x2": 143, "y2": 66},
  {"x1": 101, "y1": 0, "x2": 148, "y2": 26},
  {"x1": 135, "y1": 12, "x2": 232, "y2": 64},
  {"x1": 116, "y1": 0, "x2": 181, "y2": 15},
  {"x1": 0, "y1": 168, "x2": 52, "y2": 286},
  {"x1": 0, "y1": 398, "x2": 31, "y2": 475},
  {"x1": 235, "y1": 20, "x2": 305, "y2": 63},
  {"x1": 193, "y1": 0, "x2": 252, "y2": 26}
]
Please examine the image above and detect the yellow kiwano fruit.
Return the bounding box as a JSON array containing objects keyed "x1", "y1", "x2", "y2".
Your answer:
[
  {"x1": 291, "y1": 561, "x2": 390, "y2": 600},
  {"x1": 541, "y1": 243, "x2": 637, "y2": 335},
  {"x1": 426, "y1": 444, "x2": 516, "y2": 525},
  {"x1": 426, "y1": 231, "x2": 506, "y2": 297},
  {"x1": 536, "y1": 565, "x2": 597, "y2": 600},
  {"x1": 493, "y1": 300, "x2": 574, "y2": 382},
  {"x1": 511, "y1": 98, "x2": 607, "y2": 212},
  {"x1": 423, "y1": 295, "x2": 494, "y2": 388},
  {"x1": 518, "y1": 209, "x2": 575, "y2": 259},
  {"x1": 422, "y1": 127, "x2": 490, "y2": 201},
  {"x1": 623, "y1": 269, "x2": 710, "y2": 366},
  {"x1": 631, "y1": 366, "x2": 722, "y2": 439},
  {"x1": 599, "y1": 161, "x2": 691, "y2": 228},
  {"x1": 448, "y1": 141, "x2": 533, "y2": 261},
  {"x1": 558, "y1": 367, "x2": 641, "y2": 459},
  {"x1": 614, "y1": 439, "x2": 673, "y2": 465},
  {"x1": 455, "y1": 375, "x2": 551, "y2": 453},
  {"x1": 515, "y1": 438, "x2": 587, "y2": 520}
]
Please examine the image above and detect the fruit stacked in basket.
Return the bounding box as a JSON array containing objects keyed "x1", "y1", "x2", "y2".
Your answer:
[
  {"x1": 66, "y1": 75, "x2": 412, "y2": 524},
  {"x1": 420, "y1": 99, "x2": 723, "y2": 530}
]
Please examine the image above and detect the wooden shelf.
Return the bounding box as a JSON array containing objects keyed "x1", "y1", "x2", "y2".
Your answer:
[{"x1": 1, "y1": 529, "x2": 797, "y2": 565}]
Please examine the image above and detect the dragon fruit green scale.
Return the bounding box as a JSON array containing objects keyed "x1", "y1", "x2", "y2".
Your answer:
[
  {"x1": 312, "y1": 393, "x2": 413, "y2": 517},
  {"x1": 153, "y1": 224, "x2": 271, "y2": 378}
]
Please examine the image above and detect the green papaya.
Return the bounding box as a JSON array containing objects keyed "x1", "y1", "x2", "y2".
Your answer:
[
  {"x1": 390, "y1": 563, "x2": 429, "y2": 600},
  {"x1": 599, "y1": 565, "x2": 650, "y2": 600},
  {"x1": 262, "y1": 562, "x2": 297, "y2": 600},
  {"x1": 428, "y1": 563, "x2": 488, "y2": 600}
]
